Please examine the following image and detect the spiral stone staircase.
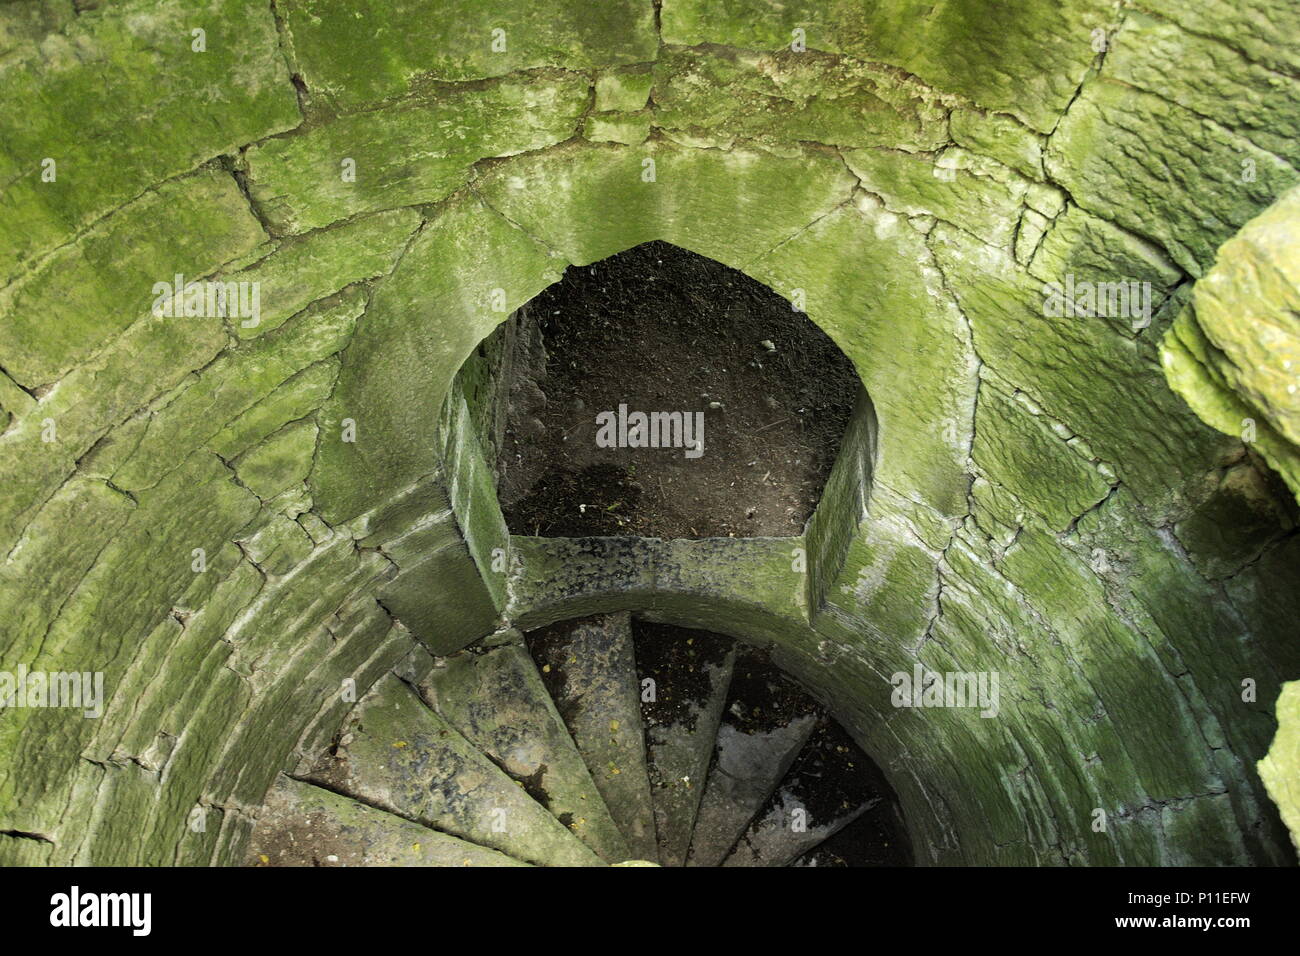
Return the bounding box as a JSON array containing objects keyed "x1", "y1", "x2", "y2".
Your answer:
[{"x1": 248, "y1": 614, "x2": 908, "y2": 867}]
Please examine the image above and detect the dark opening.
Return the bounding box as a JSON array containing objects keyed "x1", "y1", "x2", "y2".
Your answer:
[
  {"x1": 527, "y1": 616, "x2": 912, "y2": 867},
  {"x1": 492, "y1": 241, "x2": 861, "y2": 539}
]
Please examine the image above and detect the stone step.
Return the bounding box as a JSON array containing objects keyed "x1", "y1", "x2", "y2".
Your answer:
[
  {"x1": 248, "y1": 775, "x2": 529, "y2": 867},
  {"x1": 418, "y1": 630, "x2": 631, "y2": 863},
  {"x1": 686, "y1": 650, "x2": 819, "y2": 866},
  {"x1": 527, "y1": 613, "x2": 659, "y2": 862},
  {"x1": 722, "y1": 720, "x2": 881, "y2": 867},
  {"x1": 637, "y1": 621, "x2": 737, "y2": 867},
  {"x1": 302, "y1": 673, "x2": 603, "y2": 867}
]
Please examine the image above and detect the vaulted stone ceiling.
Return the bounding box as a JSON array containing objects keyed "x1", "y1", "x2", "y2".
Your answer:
[{"x1": 0, "y1": 0, "x2": 1297, "y2": 866}]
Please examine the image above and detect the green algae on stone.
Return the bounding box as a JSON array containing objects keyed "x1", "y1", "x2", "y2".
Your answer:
[
  {"x1": 1260, "y1": 681, "x2": 1300, "y2": 854},
  {"x1": 584, "y1": 114, "x2": 652, "y2": 146},
  {"x1": 0, "y1": 169, "x2": 265, "y2": 388},
  {"x1": 659, "y1": 0, "x2": 1112, "y2": 132},
  {"x1": 209, "y1": 359, "x2": 340, "y2": 460},
  {"x1": 930, "y1": 223, "x2": 1231, "y2": 523},
  {"x1": 652, "y1": 48, "x2": 950, "y2": 152},
  {"x1": 749, "y1": 194, "x2": 976, "y2": 519},
  {"x1": 110, "y1": 288, "x2": 366, "y2": 494},
  {"x1": 843, "y1": 147, "x2": 1027, "y2": 248},
  {"x1": 279, "y1": 0, "x2": 656, "y2": 110},
  {"x1": 595, "y1": 70, "x2": 654, "y2": 112},
  {"x1": 1160, "y1": 185, "x2": 1300, "y2": 506},
  {"x1": 311, "y1": 193, "x2": 561, "y2": 526},
  {"x1": 0, "y1": 0, "x2": 299, "y2": 281},
  {"x1": 475, "y1": 139, "x2": 856, "y2": 269},
  {"x1": 231, "y1": 420, "x2": 320, "y2": 501},
  {"x1": 244, "y1": 75, "x2": 589, "y2": 233},
  {"x1": 229, "y1": 208, "x2": 423, "y2": 339},
  {"x1": 1104, "y1": 11, "x2": 1300, "y2": 169},
  {"x1": 1047, "y1": 79, "x2": 1299, "y2": 276},
  {"x1": 973, "y1": 381, "x2": 1112, "y2": 531},
  {"x1": 949, "y1": 108, "x2": 1042, "y2": 180}
]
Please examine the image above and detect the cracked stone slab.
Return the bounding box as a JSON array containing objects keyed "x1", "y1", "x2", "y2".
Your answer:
[
  {"x1": 527, "y1": 613, "x2": 659, "y2": 861},
  {"x1": 419, "y1": 634, "x2": 631, "y2": 862},
  {"x1": 639, "y1": 624, "x2": 736, "y2": 867},
  {"x1": 248, "y1": 775, "x2": 528, "y2": 867},
  {"x1": 279, "y1": 0, "x2": 656, "y2": 110},
  {"x1": 303, "y1": 673, "x2": 602, "y2": 866},
  {"x1": 659, "y1": 0, "x2": 1114, "y2": 132},
  {"x1": 243, "y1": 74, "x2": 590, "y2": 234},
  {"x1": 0, "y1": 0, "x2": 300, "y2": 281}
]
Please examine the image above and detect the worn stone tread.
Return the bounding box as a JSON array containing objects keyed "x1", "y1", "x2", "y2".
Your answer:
[
  {"x1": 302, "y1": 674, "x2": 602, "y2": 867},
  {"x1": 419, "y1": 632, "x2": 631, "y2": 862},
  {"x1": 248, "y1": 775, "x2": 529, "y2": 867},
  {"x1": 527, "y1": 613, "x2": 659, "y2": 861}
]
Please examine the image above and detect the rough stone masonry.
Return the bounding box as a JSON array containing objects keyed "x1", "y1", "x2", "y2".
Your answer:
[{"x1": 0, "y1": 0, "x2": 1298, "y2": 866}]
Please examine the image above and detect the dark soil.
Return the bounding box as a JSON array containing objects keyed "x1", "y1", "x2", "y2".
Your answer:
[
  {"x1": 722, "y1": 645, "x2": 822, "y2": 734},
  {"x1": 793, "y1": 801, "x2": 913, "y2": 867},
  {"x1": 497, "y1": 240, "x2": 861, "y2": 539},
  {"x1": 525, "y1": 614, "x2": 597, "y2": 726},
  {"x1": 633, "y1": 618, "x2": 734, "y2": 730}
]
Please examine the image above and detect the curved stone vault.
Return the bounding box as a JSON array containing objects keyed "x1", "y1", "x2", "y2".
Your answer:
[{"x1": 0, "y1": 0, "x2": 1298, "y2": 866}]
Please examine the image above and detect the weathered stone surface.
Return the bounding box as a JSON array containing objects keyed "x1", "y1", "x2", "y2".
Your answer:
[
  {"x1": 595, "y1": 70, "x2": 654, "y2": 113},
  {"x1": 1162, "y1": 185, "x2": 1300, "y2": 503},
  {"x1": 280, "y1": 0, "x2": 656, "y2": 110},
  {"x1": 1047, "y1": 79, "x2": 1298, "y2": 276},
  {"x1": 529, "y1": 613, "x2": 659, "y2": 860},
  {"x1": 249, "y1": 775, "x2": 529, "y2": 866},
  {"x1": 750, "y1": 195, "x2": 977, "y2": 519},
  {"x1": 931, "y1": 223, "x2": 1232, "y2": 522},
  {"x1": 476, "y1": 139, "x2": 856, "y2": 269},
  {"x1": 1106, "y1": 11, "x2": 1300, "y2": 169},
  {"x1": 244, "y1": 75, "x2": 589, "y2": 233},
  {"x1": 1259, "y1": 681, "x2": 1300, "y2": 854},
  {"x1": 660, "y1": 0, "x2": 1113, "y2": 131},
  {"x1": 304, "y1": 674, "x2": 602, "y2": 866},
  {"x1": 0, "y1": 0, "x2": 299, "y2": 280},
  {"x1": 111, "y1": 288, "x2": 365, "y2": 493},
  {"x1": 584, "y1": 114, "x2": 652, "y2": 146},
  {"x1": 973, "y1": 380, "x2": 1113, "y2": 531},
  {"x1": 311, "y1": 194, "x2": 560, "y2": 525},
  {"x1": 653, "y1": 48, "x2": 949, "y2": 151},
  {"x1": 0, "y1": 169, "x2": 264, "y2": 387},
  {"x1": 844, "y1": 147, "x2": 1027, "y2": 248},
  {"x1": 643, "y1": 637, "x2": 735, "y2": 867},
  {"x1": 232, "y1": 420, "x2": 318, "y2": 501},
  {"x1": 2, "y1": 6, "x2": 1299, "y2": 870},
  {"x1": 949, "y1": 108, "x2": 1042, "y2": 180},
  {"x1": 419, "y1": 638, "x2": 630, "y2": 861},
  {"x1": 687, "y1": 706, "x2": 816, "y2": 866}
]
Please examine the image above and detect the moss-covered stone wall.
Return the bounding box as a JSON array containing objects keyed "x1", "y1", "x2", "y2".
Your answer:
[{"x1": 1, "y1": 0, "x2": 1297, "y2": 866}]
